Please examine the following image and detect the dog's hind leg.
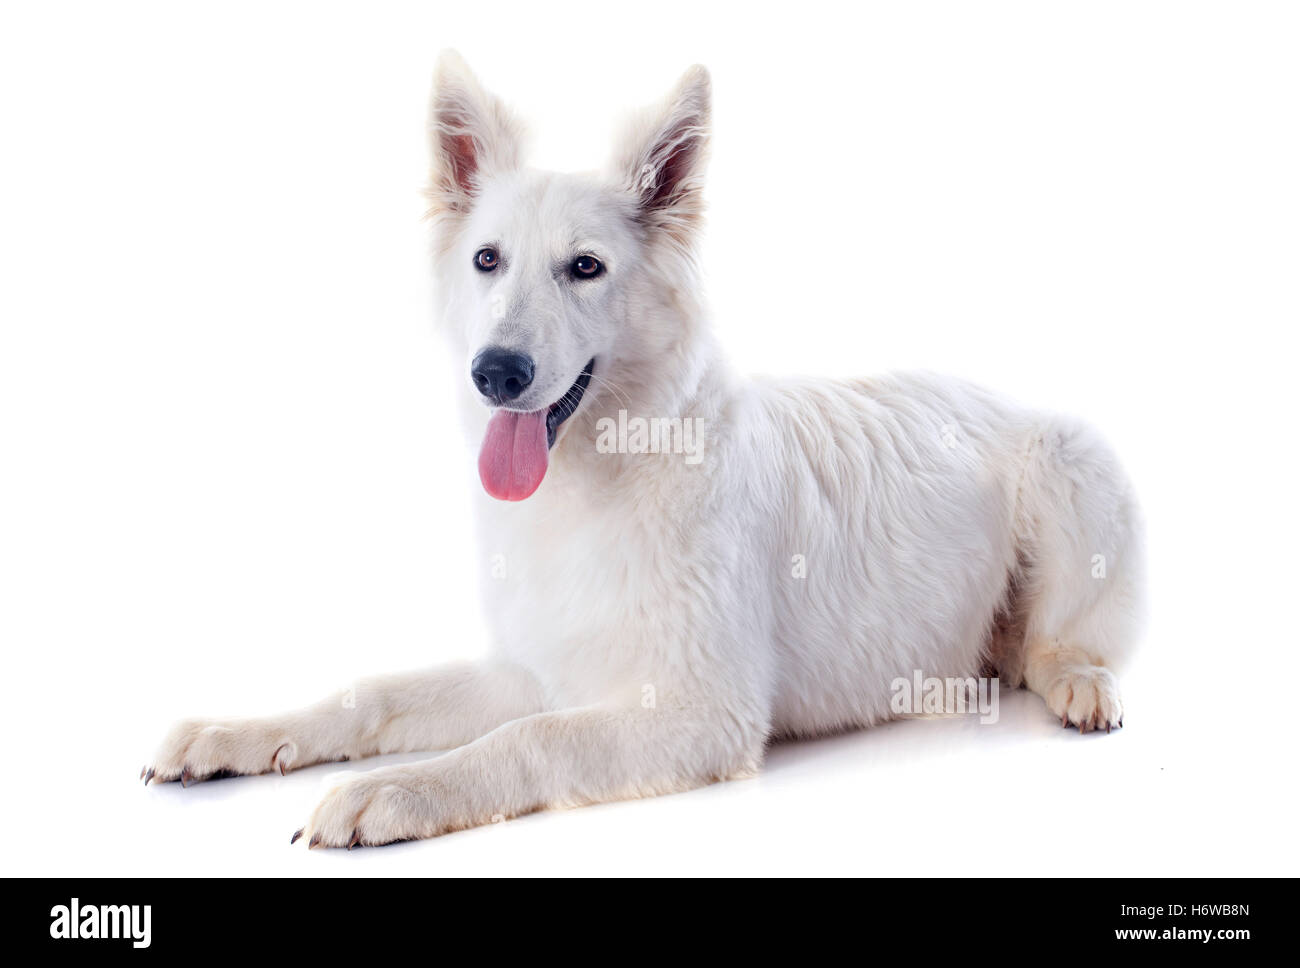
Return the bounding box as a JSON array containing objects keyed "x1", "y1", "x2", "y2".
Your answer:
[
  {"x1": 1013, "y1": 418, "x2": 1145, "y2": 733},
  {"x1": 143, "y1": 660, "x2": 546, "y2": 784}
]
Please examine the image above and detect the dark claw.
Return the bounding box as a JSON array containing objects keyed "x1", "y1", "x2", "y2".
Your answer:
[
  {"x1": 273, "y1": 742, "x2": 290, "y2": 776},
  {"x1": 308, "y1": 833, "x2": 321, "y2": 849},
  {"x1": 180, "y1": 766, "x2": 192, "y2": 788},
  {"x1": 347, "y1": 829, "x2": 361, "y2": 850},
  {"x1": 143, "y1": 768, "x2": 155, "y2": 786},
  {"x1": 290, "y1": 829, "x2": 303, "y2": 845}
]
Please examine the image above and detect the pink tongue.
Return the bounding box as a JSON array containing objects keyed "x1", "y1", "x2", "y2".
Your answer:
[{"x1": 478, "y1": 409, "x2": 549, "y2": 501}]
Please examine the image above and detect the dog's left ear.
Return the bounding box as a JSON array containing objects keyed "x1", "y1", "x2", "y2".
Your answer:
[
  {"x1": 428, "y1": 51, "x2": 525, "y2": 216},
  {"x1": 614, "y1": 65, "x2": 711, "y2": 242}
]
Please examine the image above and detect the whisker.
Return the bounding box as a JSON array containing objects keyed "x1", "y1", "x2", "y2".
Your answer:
[{"x1": 584, "y1": 372, "x2": 632, "y2": 409}]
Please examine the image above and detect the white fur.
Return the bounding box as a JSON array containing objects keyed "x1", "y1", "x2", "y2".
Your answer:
[{"x1": 146, "y1": 53, "x2": 1144, "y2": 847}]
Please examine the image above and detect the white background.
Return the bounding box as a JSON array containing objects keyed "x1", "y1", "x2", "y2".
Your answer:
[{"x1": 2, "y1": 0, "x2": 1297, "y2": 876}]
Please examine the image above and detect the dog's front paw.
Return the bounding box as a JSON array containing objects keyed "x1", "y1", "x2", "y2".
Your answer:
[
  {"x1": 1044, "y1": 665, "x2": 1123, "y2": 733},
  {"x1": 143, "y1": 718, "x2": 300, "y2": 785},
  {"x1": 294, "y1": 765, "x2": 462, "y2": 848}
]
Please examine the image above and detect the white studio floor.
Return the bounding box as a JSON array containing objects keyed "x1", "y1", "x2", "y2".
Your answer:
[{"x1": 10, "y1": 646, "x2": 1290, "y2": 877}]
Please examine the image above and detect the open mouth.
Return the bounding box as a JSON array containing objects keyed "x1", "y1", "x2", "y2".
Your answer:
[
  {"x1": 477, "y1": 358, "x2": 596, "y2": 502},
  {"x1": 544, "y1": 358, "x2": 595, "y2": 448}
]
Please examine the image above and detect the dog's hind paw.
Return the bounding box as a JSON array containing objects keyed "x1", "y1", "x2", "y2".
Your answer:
[{"x1": 1043, "y1": 665, "x2": 1123, "y2": 734}]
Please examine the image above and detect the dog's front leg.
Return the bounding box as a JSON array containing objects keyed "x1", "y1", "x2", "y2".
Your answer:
[
  {"x1": 297, "y1": 703, "x2": 764, "y2": 847},
  {"x1": 144, "y1": 660, "x2": 546, "y2": 784}
]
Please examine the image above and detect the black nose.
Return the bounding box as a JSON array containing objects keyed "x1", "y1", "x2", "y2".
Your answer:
[{"x1": 471, "y1": 348, "x2": 535, "y2": 403}]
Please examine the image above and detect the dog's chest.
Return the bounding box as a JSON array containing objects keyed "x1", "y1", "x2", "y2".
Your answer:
[{"x1": 475, "y1": 492, "x2": 701, "y2": 705}]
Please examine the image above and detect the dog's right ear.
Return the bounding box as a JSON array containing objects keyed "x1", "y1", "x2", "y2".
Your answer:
[{"x1": 427, "y1": 52, "x2": 524, "y2": 216}]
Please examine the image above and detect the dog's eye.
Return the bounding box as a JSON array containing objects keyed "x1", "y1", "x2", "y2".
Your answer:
[
  {"x1": 571, "y1": 255, "x2": 603, "y2": 279},
  {"x1": 474, "y1": 248, "x2": 500, "y2": 272}
]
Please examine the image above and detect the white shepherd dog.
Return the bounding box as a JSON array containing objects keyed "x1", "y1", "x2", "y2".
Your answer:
[{"x1": 146, "y1": 54, "x2": 1145, "y2": 848}]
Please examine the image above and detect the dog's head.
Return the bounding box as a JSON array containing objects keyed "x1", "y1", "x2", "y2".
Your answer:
[{"x1": 427, "y1": 52, "x2": 711, "y2": 501}]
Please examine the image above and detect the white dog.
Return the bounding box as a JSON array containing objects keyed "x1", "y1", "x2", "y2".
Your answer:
[{"x1": 145, "y1": 54, "x2": 1144, "y2": 848}]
